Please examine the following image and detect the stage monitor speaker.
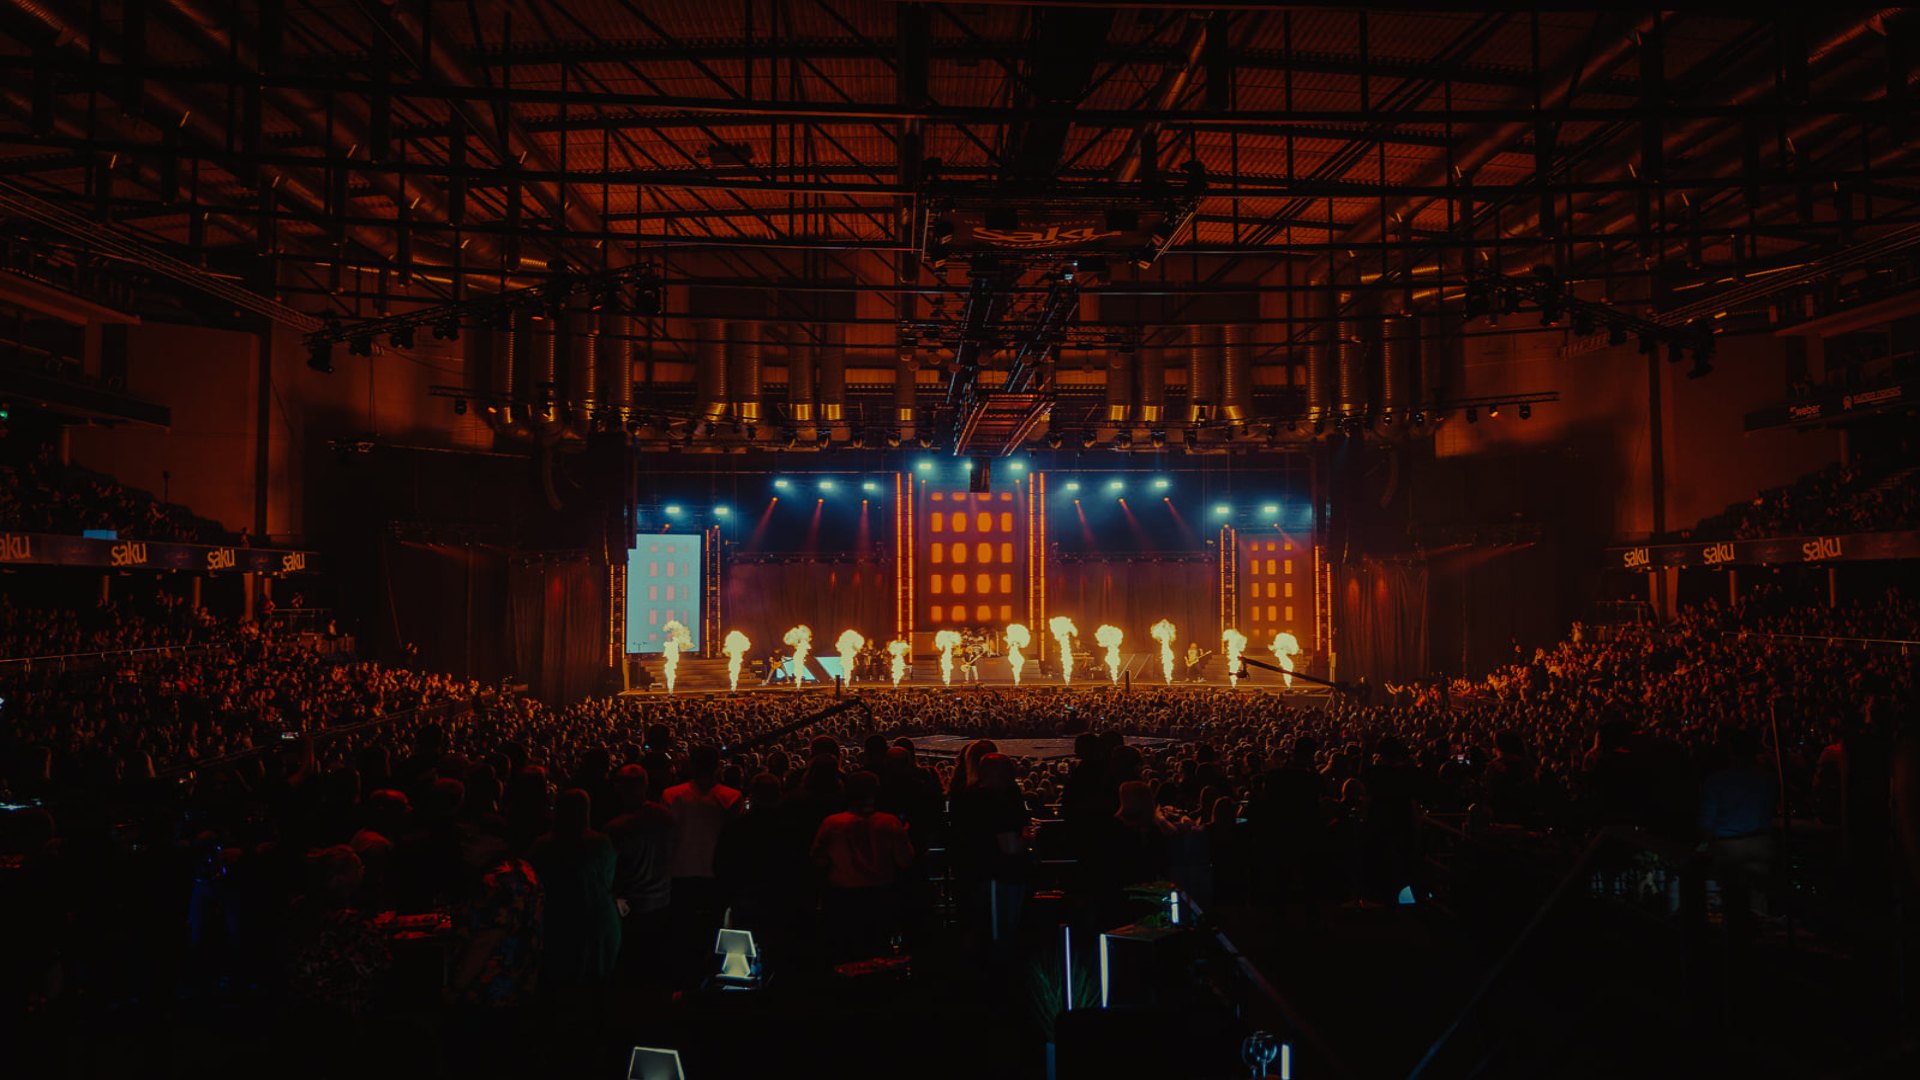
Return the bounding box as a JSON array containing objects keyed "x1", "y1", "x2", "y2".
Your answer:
[{"x1": 969, "y1": 456, "x2": 992, "y2": 492}]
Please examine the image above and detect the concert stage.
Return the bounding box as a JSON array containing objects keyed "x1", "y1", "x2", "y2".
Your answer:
[{"x1": 620, "y1": 656, "x2": 1332, "y2": 700}]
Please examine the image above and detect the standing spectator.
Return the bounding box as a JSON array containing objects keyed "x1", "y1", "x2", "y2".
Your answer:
[
  {"x1": 661, "y1": 746, "x2": 741, "y2": 973},
  {"x1": 810, "y1": 770, "x2": 914, "y2": 961},
  {"x1": 604, "y1": 765, "x2": 673, "y2": 982},
  {"x1": 444, "y1": 825, "x2": 542, "y2": 1079},
  {"x1": 530, "y1": 788, "x2": 621, "y2": 986}
]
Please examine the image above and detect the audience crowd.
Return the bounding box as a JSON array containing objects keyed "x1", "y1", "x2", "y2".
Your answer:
[
  {"x1": 1, "y1": 588, "x2": 1913, "y2": 1075},
  {"x1": 1, "y1": 444, "x2": 233, "y2": 543},
  {"x1": 1693, "y1": 454, "x2": 1920, "y2": 541}
]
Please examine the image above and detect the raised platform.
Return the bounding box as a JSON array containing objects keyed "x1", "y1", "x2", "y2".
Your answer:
[{"x1": 621, "y1": 655, "x2": 1332, "y2": 701}]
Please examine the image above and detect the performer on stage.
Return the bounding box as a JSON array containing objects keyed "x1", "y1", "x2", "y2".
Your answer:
[
  {"x1": 959, "y1": 636, "x2": 985, "y2": 683},
  {"x1": 762, "y1": 650, "x2": 788, "y2": 686},
  {"x1": 1184, "y1": 643, "x2": 1213, "y2": 683}
]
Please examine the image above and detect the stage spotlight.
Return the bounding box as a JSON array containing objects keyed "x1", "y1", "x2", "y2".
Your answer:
[
  {"x1": 1667, "y1": 340, "x2": 1686, "y2": 365},
  {"x1": 1519, "y1": 403, "x2": 1532, "y2": 420},
  {"x1": 1213, "y1": 503, "x2": 1231, "y2": 516},
  {"x1": 1466, "y1": 407, "x2": 1478, "y2": 424},
  {"x1": 1412, "y1": 410, "x2": 1426, "y2": 425},
  {"x1": 1152, "y1": 478, "x2": 1170, "y2": 490},
  {"x1": 917, "y1": 434, "x2": 934, "y2": 449},
  {"x1": 1080, "y1": 430, "x2": 1097, "y2": 449},
  {"x1": 347, "y1": 335, "x2": 373, "y2": 358},
  {"x1": 389, "y1": 325, "x2": 415, "y2": 350},
  {"x1": 1008, "y1": 460, "x2": 1027, "y2": 474},
  {"x1": 432, "y1": 314, "x2": 461, "y2": 341},
  {"x1": 714, "y1": 505, "x2": 732, "y2": 518},
  {"x1": 1488, "y1": 404, "x2": 1501, "y2": 419},
  {"x1": 1046, "y1": 431, "x2": 1064, "y2": 449},
  {"x1": 306, "y1": 339, "x2": 334, "y2": 374},
  {"x1": 819, "y1": 480, "x2": 836, "y2": 492},
  {"x1": 885, "y1": 432, "x2": 902, "y2": 448},
  {"x1": 861, "y1": 480, "x2": 880, "y2": 493},
  {"x1": 1149, "y1": 430, "x2": 1167, "y2": 449},
  {"x1": 453, "y1": 397, "x2": 467, "y2": 416},
  {"x1": 665, "y1": 504, "x2": 684, "y2": 516},
  {"x1": 1687, "y1": 356, "x2": 1714, "y2": 379},
  {"x1": 1114, "y1": 432, "x2": 1132, "y2": 450},
  {"x1": 849, "y1": 432, "x2": 865, "y2": 448},
  {"x1": 1638, "y1": 330, "x2": 1659, "y2": 357},
  {"x1": 817, "y1": 433, "x2": 832, "y2": 449},
  {"x1": 1261, "y1": 503, "x2": 1279, "y2": 518},
  {"x1": 1183, "y1": 427, "x2": 1198, "y2": 450},
  {"x1": 1064, "y1": 481, "x2": 1081, "y2": 492},
  {"x1": 1572, "y1": 309, "x2": 1595, "y2": 337},
  {"x1": 774, "y1": 478, "x2": 791, "y2": 490},
  {"x1": 916, "y1": 460, "x2": 935, "y2": 472},
  {"x1": 1608, "y1": 321, "x2": 1630, "y2": 347},
  {"x1": 1286, "y1": 418, "x2": 1299, "y2": 433},
  {"x1": 1107, "y1": 480, "x2": 1124, "y2": 492}
]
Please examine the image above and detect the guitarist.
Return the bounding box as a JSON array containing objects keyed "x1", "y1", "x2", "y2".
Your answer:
[
  {"x1": 959, "y1": 634, "x2": 986, "y2": 683},
  {"x1": 1184, "y1": 643, "x2": 1214, "y2": 683}
]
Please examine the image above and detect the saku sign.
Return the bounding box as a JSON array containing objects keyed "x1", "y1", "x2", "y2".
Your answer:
[
  {"x1": 0, "y1": 532, "x2": 318, "y2": 574},
  {"x1": 1608, "y1": 529, "x2": 1916, "y2": 571}
]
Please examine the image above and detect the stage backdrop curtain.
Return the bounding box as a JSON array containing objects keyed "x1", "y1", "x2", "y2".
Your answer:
[
  {"x1": 507, "y1": 555, "x2": 610, "y2": 703},
  {"x1": 721, "y1": 561, "x2": 893, "y2": 659},
  {"x1": 377, "y1": 537, "x2": 510, "y2": 684},
  {"x1": 1334, "y1": 558, "x2": 1430, "y2": 684},
  {"x1": 1046, "y1": 559, "x2": 1217, "y2": 661}
]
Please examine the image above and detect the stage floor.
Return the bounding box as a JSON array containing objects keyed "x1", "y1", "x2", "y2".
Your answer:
[{"x1": 618, "y1": 673, "x2": 1333, "y2": 700}]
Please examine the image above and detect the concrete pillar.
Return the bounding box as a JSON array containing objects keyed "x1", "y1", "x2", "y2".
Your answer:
[
  {"x1": 242, "y1": 572, "x2": 256, "y2": 620},
  {"x1": 1829, "y1": 566, "x2": 1840, "y2": 609},
  {"x1": 98, "y1": 574, "x2": 109, "y2": 606},
  {"x1": 1727, "y1": 569, "x2": 1738, "y2": 606},
  {"x1": 190, "y1": 576, "x2": 203, "y2": 612}
]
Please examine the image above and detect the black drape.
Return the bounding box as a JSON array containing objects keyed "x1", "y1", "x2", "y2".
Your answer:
[
  {"x1": 1334, "y1": 558, "x2": 1430, "y2": 684},
  {"x1": 378, "y1": 537, "x2": 510, "y2": 684},
  {"x1": 720, "y1": 560, "x2": 893, "y2": 658},
  {"x1": 507, "y1": 555, "x2": 610, "y2": 702}
]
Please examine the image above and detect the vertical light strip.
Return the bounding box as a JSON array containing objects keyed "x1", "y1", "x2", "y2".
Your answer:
[
  {"x1": 1035, "y1": 472, "x2": 1047, "y2": 663},
  {"x1": 894, "y1": 472, "x2": 905, "y2": 639},
  {"x1": 609, "y1": 555, "x2": 625, "y2": 669},
  {"x1": 905, "y1": 474, "x2": 915, "y2": 645}
]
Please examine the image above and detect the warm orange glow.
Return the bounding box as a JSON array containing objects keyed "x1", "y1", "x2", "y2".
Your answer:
[
  {"x1": 1150, "y1": 619, "x2": 1177, "y2": 684},
  {"x1": 1221, "y1": 628, "x2": 1248, "y2": 688},
  {"x1": 1005, "y1": 622, "x2": 1031, "y2": 685},
  {"x1": 723, "y1": 630, "x2": 752, "y2": 692},
  {"x1": 933, "y1": 629, "x2": 962, "y2": 685},
  {"x1": 1049, "y1": 616, "x2": 1078, "y2": 683},
  {"x1": 1094, "y1": 624, "x2": 1124, "y2": 684}
]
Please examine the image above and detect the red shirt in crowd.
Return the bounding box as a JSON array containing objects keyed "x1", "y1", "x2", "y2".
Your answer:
[{"x1": 810, "y1": 809, "x2": 914, "y2": 889}]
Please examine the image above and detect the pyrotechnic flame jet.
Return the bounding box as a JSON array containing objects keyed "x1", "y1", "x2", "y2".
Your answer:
[
  {"x1": 1149, "y1": 620, "x2": 1177, "y2": 684},
  {"x1": 1221, "y1": 628, "x2": 1248, "y2": 688},
  {"x1": 661, "y1": 620, "x2": 692, "y2": 693},
  {"x1": 1095, "y1": 625, "x2": 1124, "y2": 684},
  {"x1": 783, "y1": 625, "x2": 812, "y2": 685},
  {"x1": 933, "y1": 629, "x2": 962, "y2": 686},
  {"x1": 835, "y1": 629, "x2": 865, "y2": 685},
  {"x1": 1004, "y1": 623, "x2": 1032, "y2": 686},
  {"x1": 1270, "y1": 631, "x2": 1300, "y2": 688},
  {"x1": 1048, "y1": 616, "x2": 1079, "y2": 684},
  {"x1": 887, "y1": 640, "x2": 911, "y2": 687},
  {"x1": 723, "y1": 630, "x2": 752, "y2": 692}
]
